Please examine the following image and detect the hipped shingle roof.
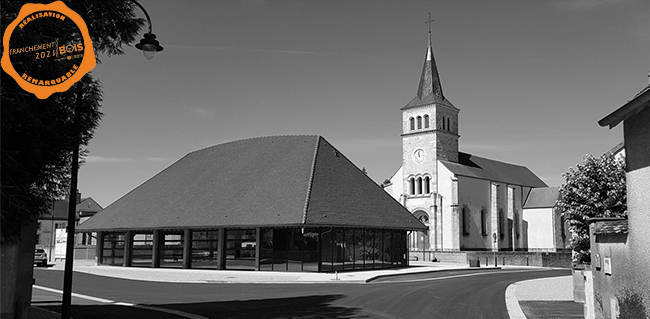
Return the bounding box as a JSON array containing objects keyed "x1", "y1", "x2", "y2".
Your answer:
[{"x1": 78, "y1": 135, "x2": 426, "y2": 232}]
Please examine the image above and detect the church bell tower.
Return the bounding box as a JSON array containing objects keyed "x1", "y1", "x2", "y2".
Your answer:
[{"x1": 401, "y1": 14, "x2": 459, "y2": 200}]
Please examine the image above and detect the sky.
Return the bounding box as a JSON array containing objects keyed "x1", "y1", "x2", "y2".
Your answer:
[{"x1": 79, "y1": 0, "x2": 650, "y2": 208}]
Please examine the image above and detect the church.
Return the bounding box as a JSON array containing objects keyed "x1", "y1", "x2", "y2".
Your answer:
[{"x1": 382, "y1": 25, "x2": 548, "y2": 253}]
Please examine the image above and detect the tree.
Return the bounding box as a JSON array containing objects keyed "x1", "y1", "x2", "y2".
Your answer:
[
  {"x1": 557, "y1": 154, "x2": 627, "y2": 263},
  {"x1": 1, "y1": 0, "x2": 144, "y2": 243},
  {"x1": 2, "y1": 1, "x2": 147, "y2": 317}
]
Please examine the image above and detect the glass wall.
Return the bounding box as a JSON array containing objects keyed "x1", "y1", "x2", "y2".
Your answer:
[
  {"x1": 131, "y1": 232, "x2": 153, "y2": 267},
  {"x1": 100, "y1": 228, "x2": 407, "y2": 272},
  {"x1": 191, "y1": 230, "x2": 219, "y2": 269},
  {"x1": 259, "y1": 228, "x2": 319, "y2": 272},
  {"x1": 160, "y1": 231, "x2": 183, "y2": 268},
  {"x1": 321, "y1": 229, "x2": 407, "y2": 272},
  {"x1": 102, "y1": 232, "x2": 125, "y2": 265},
  {"x1": 225, "y1": 229, "x2": 256, "y2": 270}
]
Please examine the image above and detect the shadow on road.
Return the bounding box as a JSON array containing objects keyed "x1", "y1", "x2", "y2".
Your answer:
[
  {"x1": 39, "y1": 294, "x2": 366, "y2": 319},
  {"x1": 155, "y1": 294, "x2": 365, "y2": 319}
]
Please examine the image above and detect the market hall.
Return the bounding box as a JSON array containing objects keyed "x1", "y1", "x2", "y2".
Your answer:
[{"x1": 78, "y1": 135, "x2": 426, "y2": 272}]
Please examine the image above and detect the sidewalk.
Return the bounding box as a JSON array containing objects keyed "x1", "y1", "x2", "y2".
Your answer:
[
  {"x1": 31, "y1": 260, "x2": 580, "y2": 319},
  {"x1": 42, "y1": 260, "x2": 470, "y2": 283},
  {"x1": 506, "y1": 275, "x2": 584, "y2": 319}
]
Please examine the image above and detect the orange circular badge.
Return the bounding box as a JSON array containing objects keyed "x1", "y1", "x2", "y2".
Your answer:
[{"x1": 1, "y1": 1, "x2": 95, "y2": 99}]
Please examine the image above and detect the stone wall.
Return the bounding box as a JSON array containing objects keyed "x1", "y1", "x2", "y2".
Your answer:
[{"x1": 409, "y1": 250, "x2": 572, "y2": 268}]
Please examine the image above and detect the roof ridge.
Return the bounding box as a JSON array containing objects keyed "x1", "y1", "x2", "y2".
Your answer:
[{"x1": 302, "y1": 136, "x2": 321, "y2": 224}]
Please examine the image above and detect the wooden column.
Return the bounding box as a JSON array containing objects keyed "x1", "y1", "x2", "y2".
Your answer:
[
  {"x1": 182, "y1": 229, "x2": 191, "y2": 269},
  {"x1": 255, "y1": 228, "x2": 261, "y2": 271},
  {"x1": 95, "y1": 231, "x2": 103, "y2": 266},
  {"x1": 123, "y1": 230, "x2": 132, "y2": 267},
  {"x1": 217, "y1": 228, "x2": 226, "y2": 270},
  {"x1": 317, "y1": 228, "x2": 322, "y2": 273},
  {"x1": 152, "y1": 230, "x2": 161, "y2": 268}
]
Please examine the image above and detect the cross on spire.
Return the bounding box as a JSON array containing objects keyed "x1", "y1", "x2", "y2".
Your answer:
[{"x1": 425, "y1": 12, "x2": 434, "y2": 34}]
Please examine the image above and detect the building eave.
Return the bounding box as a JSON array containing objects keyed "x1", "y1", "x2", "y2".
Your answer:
[{"x1": 599, "y1": 86, "x2": 650, "y2": 129}]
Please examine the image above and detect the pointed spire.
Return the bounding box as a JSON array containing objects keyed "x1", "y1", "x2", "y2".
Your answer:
[
  {"x1": 403, "y1": 12, "x2": 454, "y2": 110},
  {"x1": 417, "y1": 12, "x2": 445, "y2": 101}
]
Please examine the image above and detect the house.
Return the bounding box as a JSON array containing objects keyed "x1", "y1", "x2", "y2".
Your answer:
[
  {"x1": 36, "y1": 191, "x2": 102, "y2": 261},
  {"x1": 522, "y1": 186, "x2": 569, "y2": 252},
  {"x1": 590, "y1": 75, "x2": 650, "y2": 318}
]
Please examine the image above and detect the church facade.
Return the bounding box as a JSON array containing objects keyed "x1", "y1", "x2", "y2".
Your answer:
[{"x1": 382, "y1": 29, "x2": 547, "y2": 252}]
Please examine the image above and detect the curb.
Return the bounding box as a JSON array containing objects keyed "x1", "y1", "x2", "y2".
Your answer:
[
  {"x1": 505, "y1": 282, "x2": 527, "y2": 319},
  {"x1": 364, "y1": 266, "x2": 502, "y2": 283}
]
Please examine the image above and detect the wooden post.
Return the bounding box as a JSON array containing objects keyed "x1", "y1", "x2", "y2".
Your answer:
[
  {"x1": 255, "y1": 228, "x2": 261, "y2": 271},
  {"x1": 95, "y1": 231, "x2": 103, "y2": 266},
  {"x1": 217, "y1": 228, "x2": 226, "y2": 270},
  {"x1": 317, "y1": 228, "x2": 322, "y2": 273},
  {"x1": 152, "y1": 230, "x2": 160, "y2": 268},
  {"x1": 123, "y1": 230, "x2": 132, "y2": 267},
  {"x1": 182, "y1": 229, "x2": 191, "y2": 269}
]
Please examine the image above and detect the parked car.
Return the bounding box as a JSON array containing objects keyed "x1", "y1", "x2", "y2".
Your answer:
[
  {"x1": 192, "y1": 249, "x2": 210, "y2": 261},
  {"x1": 34, "y1": 249, "x2": 47, "y2": 266}
]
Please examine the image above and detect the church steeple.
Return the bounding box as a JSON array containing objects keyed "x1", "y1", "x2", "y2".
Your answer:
[{"x1": 402, "y1": 13, "x2": 455, "y2": 110}]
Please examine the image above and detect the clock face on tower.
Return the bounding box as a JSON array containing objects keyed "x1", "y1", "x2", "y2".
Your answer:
[{"x1": 413, "y1": 148, "x2": 425, "y2": 163}]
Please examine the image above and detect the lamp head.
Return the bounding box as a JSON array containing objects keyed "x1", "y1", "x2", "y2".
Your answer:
[{"x1": 135, "y1": 33, "x2": 164, "y2": 60}]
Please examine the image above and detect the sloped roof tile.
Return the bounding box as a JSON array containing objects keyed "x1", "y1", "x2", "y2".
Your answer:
[
  {"x1": 592, "y1": 218, "x2": 629, "y2": 235},
  {"x1": 524, "y1": 187, "x2": 560, "y2": 209},
  {"x1": 440, "y1": 152, "x2": 547, "y2": 188},
  {"x1": 78, "y1": 136, "x2": 426, "y2": 232}
]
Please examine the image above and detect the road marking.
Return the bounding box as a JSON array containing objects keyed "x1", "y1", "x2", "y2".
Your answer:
[
  {"x1": 369, "y1": 269, "x2": 549, "y2": 284},
  {"x1": 34, "y1": 285, "x2": 114, "y2": 303},
  {"x1": 33, "y1": 285, "x2": 208, "y2": 319}
]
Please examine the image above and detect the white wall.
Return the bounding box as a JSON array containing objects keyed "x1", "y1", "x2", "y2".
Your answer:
[{"x1": 523, "y1": 207, "x2": 555, "y2": 251}]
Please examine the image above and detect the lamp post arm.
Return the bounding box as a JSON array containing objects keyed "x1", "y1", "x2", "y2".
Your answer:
[{"x1": 131, "y1": 0, "x2": 153, "y2": 34}]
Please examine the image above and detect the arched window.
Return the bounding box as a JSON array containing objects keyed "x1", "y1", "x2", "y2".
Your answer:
[
  {"x1": 410, "y1": 117, "x2": 415, "y2": 131},
  {"x1": 442, "y1": 116, "x2": 446, "y2": 130},
  {"x1": 416, "y1": 177, "x2": 422, "y2": 194},
  {"x1": 417, "y1": 116, "x2": 422, "y2": 129},
  {"x1": 409, "y1": 178, "x2": 415, "y2": 195},
  {"x1": 447, "y1": 118, "x2": 451, "y2": 131},
  {"x1": 424, "y1": 115, "x2": 429, "y2": 128},
  {"x1": 424, "y1": 176, "x2": 430, "y2": 194},
  {"x1": 462, "y1": 207, "x2": 470, "y2": 235}
]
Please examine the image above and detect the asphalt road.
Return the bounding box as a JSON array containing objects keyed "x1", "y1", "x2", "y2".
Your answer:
[{"x1": 33, "y1": 267, "x2": 570, "y2": 319}]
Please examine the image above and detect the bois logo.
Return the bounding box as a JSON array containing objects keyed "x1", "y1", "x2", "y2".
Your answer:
[{"x1": 1, "y1": 1, "x2": 95, "y2": 99}]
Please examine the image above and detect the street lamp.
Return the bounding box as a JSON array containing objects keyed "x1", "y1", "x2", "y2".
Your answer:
[
  {"x1": 60, "y1": 2, "x2": 163, "y2": 318},
  {"x1": 133, "y1": 1, "x2": 163, "y2": 60}
]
